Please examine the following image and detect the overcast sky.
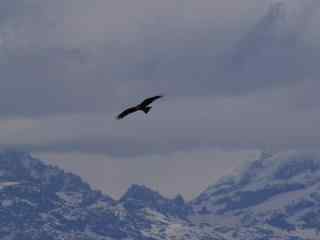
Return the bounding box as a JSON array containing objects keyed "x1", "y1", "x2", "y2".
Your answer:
[{"x1": 1, "y1": 0, "x2": 320, "y2": 199}]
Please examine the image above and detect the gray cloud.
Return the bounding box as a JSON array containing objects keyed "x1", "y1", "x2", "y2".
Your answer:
[
  {"x1": 0, "y1": 0, "x2": 320, "y2": 197},
  {"x1": 1, "y1": 0, "x2": 319, "y2": 118},
  {"x1": 1, "y1": 79, "x2": 320, "y2": 157}
]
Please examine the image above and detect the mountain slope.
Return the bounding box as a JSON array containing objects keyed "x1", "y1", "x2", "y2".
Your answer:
[
  {"x1": 191, "y1": 151, "x2": 320, "y2": 240},
  {"x1": 0, "y1": 150, "x2": 225, "y2": 240},
  {"x1": 2, "y1": 149, "x2": 320, "y2": 240}
]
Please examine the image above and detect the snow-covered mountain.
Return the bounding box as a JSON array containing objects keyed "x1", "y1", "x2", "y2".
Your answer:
[
  {"x1": 2, "y1": 148, "x2": 320, "y2": 239},
  {"x1": 191, "y1": 150, "x2": 320, "y2": 240},
  {"x1": 0, "y1": 150, "x2": 225, "y2": 240}
]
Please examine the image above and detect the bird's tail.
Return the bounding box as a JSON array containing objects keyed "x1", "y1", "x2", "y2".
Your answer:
[{"x1": 142, "y1": 106, "x2": 152, "y2": 114}]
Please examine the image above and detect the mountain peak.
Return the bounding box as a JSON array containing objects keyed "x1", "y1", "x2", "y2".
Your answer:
[
  {"x1": 0, "y1": 149, "x2": 46, "y2": 181},
  {"x1": 173, "y1": 194, "x2": 185, "y2": 205},
  {"x1": 0, "y1": 151, "x2": 115, "y2": 203},
  {"x1": 0, "y1": 149, "x2": 34, "y2": 166},
  {"x1": 0, "y1": 148, "x2": 30, "y2": 157},
  {"x1": 120, "y1": 184, "x2": 165, "y2": 207},
  {"x1": 191, "y1": 150, "x2": 320, "y2": 239},
  {"x1": 120, "y1": 184, "x2": 192, "y2": 217}
]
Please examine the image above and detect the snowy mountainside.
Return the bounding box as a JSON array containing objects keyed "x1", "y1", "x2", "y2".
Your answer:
[
  {"x1": 0, "y1": 150, "x2": 225, "y2": 240},
  {"x1": 2, "y1": 149, "x2": 320, "y2": 240},
  {"x1": 191, "y1": 150, "x2": 320, "y2": 240}
]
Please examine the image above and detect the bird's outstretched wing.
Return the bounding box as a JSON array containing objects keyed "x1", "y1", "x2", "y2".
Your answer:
[
  {"x1": 140, "y1": 95, "x2": 163, "y2": 107},
  {"x1": 117, "y1": 107, "x2": 138, "y2": 119}
]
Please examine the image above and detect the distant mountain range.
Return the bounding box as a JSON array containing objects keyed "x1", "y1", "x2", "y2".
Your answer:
[
  {"x1": 0, "y1": 150, "x2": 224, "y2": 240},
  {"x1": 1, "y1": 149, "x2": 320, "y2": 240}
]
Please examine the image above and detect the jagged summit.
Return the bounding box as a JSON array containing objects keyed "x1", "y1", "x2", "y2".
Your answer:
[
  {"x1": 120, "y1": 184, "x2": 162, "y2": 202},
  {"x1": 0, "y1": 149, "x2": 38, "y2": 169},
  {"x1": 173, "y1": 194, "x2": 185, "y2": 205},
  {"x1": 0, "y1": 149, "x2": 100, "y2": 195},
  {"x1": 120, "y1": 184, "x2": 192, "y2": 218}
]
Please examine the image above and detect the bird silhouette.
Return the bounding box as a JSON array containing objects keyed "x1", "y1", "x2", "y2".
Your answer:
[{"x1": 117, "y1": 95, "x2": 164, "y2": 119}]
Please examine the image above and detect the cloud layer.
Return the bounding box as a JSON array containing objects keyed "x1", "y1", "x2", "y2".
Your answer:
[{"x1": 0, "y1": 0, "x2": 320, "y2": 197}]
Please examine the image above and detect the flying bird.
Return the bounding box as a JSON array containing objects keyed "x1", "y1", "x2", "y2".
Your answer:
[{"x1": 117, "y1": 95, "x2": 164, "y2": 119}]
